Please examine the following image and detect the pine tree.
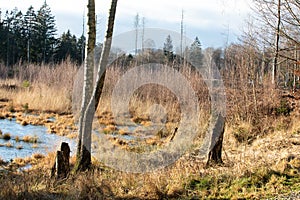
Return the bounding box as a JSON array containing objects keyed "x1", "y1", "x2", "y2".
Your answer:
[
  {"x1": 0, "y1": 11, "x2": 11, "y2": 67},
  {"x1": 10, "y1": 9, "x2": 24, "y2": 64},
  {"x1": 55, "y1": 30, "x2": 78, "y2": 63},
  {"x1": 77, "y1": 34, "x2": 86, "y2": 65},
  {"x1": 0, "y1": 9, "x2": 24, "y2": 67},
  {"x1": 35, "y1": 1, "x2": 57, "y2": 63},
  {"x1": 189, "y1": 36, "x2": 203, "y2": 67},
  {"x1": 163, "y1": 34, "x2": 174, "y2": 62},
  {"x1": 23, "y1": 6, "x2": 36, "y2": 63}
]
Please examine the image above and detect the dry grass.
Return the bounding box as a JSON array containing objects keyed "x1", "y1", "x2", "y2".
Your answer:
[
  {"x1": 0, "y1": 61, "x2": 77, "y2": 114},
  {"x1": 22, "y1": 135, "x2": 38, "y2": 143},
  {"x1": 13, "y1": 85, "x2": 71, "y2": 113},
  {"x1": 0, "y1": 123, "x2": 299, "y2": 199},
  {"x1": 5, "y1": 142, "x2": 13, "y2": 148},
  {"x1": 0, "y1": 61, "x2": 299, "y2": 199},
  {"x1": 32, "y1": 153, "x2": 45, "y2": 160}
]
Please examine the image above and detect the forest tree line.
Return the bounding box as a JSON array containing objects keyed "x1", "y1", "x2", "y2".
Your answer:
[
  {"x1": 0, "y1": 2, "x2": 206, "y2": 72},
  {"x1": 1, "y1": 0, "x2": 300, "y2": 90},
  {"x1": 0, "y1": 2, "x2": 86, "y2": 67}
]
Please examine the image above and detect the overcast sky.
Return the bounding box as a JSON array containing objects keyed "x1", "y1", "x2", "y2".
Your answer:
[{"x1": 1, "y1": 0, "x2": 253, "y2": 48}]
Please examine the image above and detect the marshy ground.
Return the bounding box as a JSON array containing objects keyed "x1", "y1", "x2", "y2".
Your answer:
[{"x1": 0, "y1": 62, "x2": 299, "y2": 199}]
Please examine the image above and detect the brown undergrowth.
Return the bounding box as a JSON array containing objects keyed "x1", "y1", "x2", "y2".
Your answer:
[{"x1": 0, "y1": 62, "x2": 299, "y2": 199}]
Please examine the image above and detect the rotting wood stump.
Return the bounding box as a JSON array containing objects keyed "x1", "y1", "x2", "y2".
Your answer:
[{"x1": 51, "y1": 142, "x2": 70, "y2": 179}]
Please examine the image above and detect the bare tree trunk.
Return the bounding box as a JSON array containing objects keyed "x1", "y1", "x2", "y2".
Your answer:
[
  {"x1": 134, "y1": 13, "x2": 139, "y2": 56},
  {"x1": 272, "y1": 0, "x2": 281, "y2": 85},
  {"x1": 76, "y1": 0, "x2": 96, "y2": 163},
  {"x1": 142, "y1": 17, "x2": 145, "y2": 52},
  {"x1": 293, "y1": 45, "x2": 297, "y2": 91},
  {"x1": 75, "y1": 0, "x2": 118, "y2": 172},
  {"x1": 180, "y1": 10, "x2": 184, "y2": 64}
]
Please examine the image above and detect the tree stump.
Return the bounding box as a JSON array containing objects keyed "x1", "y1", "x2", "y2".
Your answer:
[
  {"x1": 206, "y1": 114, "x2": 225, "y2": 167},
  {"x1": 51, "y1": 142, "x2": 70, "y2": 179}
]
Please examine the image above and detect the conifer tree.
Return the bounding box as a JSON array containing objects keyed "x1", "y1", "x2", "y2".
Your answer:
[
  {"x1": 163, "y1": 34, "x2": 174, "y2": 62},
  {"x1": 189, "y1": 36, "x2": 203, "y2": 67},
  {"x1": 35, "y1": 1, "x2": 57, "y2": 63}
]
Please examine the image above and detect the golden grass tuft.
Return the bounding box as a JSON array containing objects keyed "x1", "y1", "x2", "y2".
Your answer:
[
  {"x1": 13, "y1": 158, "x2": 27, "y2": 166},
  {"x1": 103, "y1": 125, "x2": 117, "y2": 134},
  {"x1": 140, "y1": 120, "x2": 152, "y2": 127},
  {"x1": 118, "y1": 128, "x2": 129, "y2": 135},
  {"x1": 22, "y1": 135, "x2": 38, "y2": 143},
  {"x1": 32, "y1": 153, "x2": 45, "y2": 160},
  {"x1": 5, "y1": 142, "x2": 13, "y2": 148}
]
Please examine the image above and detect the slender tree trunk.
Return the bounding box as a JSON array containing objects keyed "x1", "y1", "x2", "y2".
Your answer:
[
  {"x1": 27, "y1": 39, "x2": 30, "y2": 63},
  {"x1": 272, "y1": 0, "x2": 281, "y2": 85},
  {"x1": 76, "y1": 0, "x2": 96, "y2": 162},
  {"x1": 180, "y1": 10, "x2": 184, "y2": 64},
  {"x1": 134, "y1": 13, "x2": 139, "y2": 56},
  {"x1": 75, "y1": 0, "x2": 118, "y2": 172},
  {"x1": 293, "y1": 45, "x2": 297, "y2": 91}
]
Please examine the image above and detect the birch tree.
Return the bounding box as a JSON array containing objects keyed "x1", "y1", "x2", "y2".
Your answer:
[
  {"x1": 76, "y1": 0, "x2": 96, "y2": 165},
  {"x1": 75, "y1": 0, "x2": 118, "y2": 171}
]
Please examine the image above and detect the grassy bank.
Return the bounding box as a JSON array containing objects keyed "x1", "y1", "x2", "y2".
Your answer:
[{"x1": 0, "y1": 125, "x2": 299, "y2": 199}]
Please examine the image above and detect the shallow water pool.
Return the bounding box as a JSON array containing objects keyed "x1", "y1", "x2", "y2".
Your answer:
[{"x1": 0, "y1": 118, "x2": 76, "y2": 161}]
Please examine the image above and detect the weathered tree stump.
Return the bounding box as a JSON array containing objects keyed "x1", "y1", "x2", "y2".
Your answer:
[
  {"x1": 51, "y1": 142, "x2": 70, "y2": 179},
  {"x1": 206, "y1": 114, "x2": 225, "y2": 167}
]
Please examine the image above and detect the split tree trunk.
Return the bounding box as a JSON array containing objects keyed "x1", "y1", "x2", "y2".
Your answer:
[
  {"x1": 75, "y1": 0, "x2": 118, "y2": 172},
  {"x1": 76, "y1": 0, "x2": 96, "y2": 163}
]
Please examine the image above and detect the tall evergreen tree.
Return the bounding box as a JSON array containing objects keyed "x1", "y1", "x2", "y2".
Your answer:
[
  {"x1": 11, "y1": 9, "x2": 24, "y2": 64},
  {"x1": 163, "y1": 34, "x2": 174, "y2": 62},
  {"x1": 23, "y1": 6, "x2": 36, "y2": 63},
  {"x1": 55, "y1": 30, "x2": 78, "y2": 63},
  {"x1": 189, "y1": 36, "x2": 203, "y2": 67},
  {"x1": 35, "y1": 1, "x2": 57, "y2": 63},
  {"x1": 0, "y1": 11, "x2": 12, "y2": 66},
  {"x1": 1, "y1": 9, "x2": 24, "y2": 67},
  {"x1": 77, "y1": 34, "x2": 86, "y2": 65}
]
